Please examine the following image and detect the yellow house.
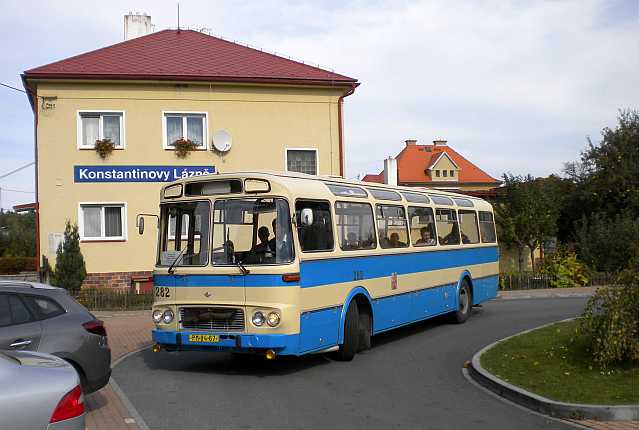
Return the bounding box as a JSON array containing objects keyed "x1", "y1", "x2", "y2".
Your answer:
[{"x1": 22, "y1": 29, "x2": 358, "y2": 288}]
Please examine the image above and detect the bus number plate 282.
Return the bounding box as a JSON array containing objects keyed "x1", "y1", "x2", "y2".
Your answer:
[{"x1": 188, "y1": 334, "x2": 220, "y2": 343}]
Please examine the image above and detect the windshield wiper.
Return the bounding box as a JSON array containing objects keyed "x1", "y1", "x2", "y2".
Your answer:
[
  {"x1": 167, "y1": 248, "x2": 187, "y2": 274},
  {"x1": 235, "y1": 259, "x2": 250, "y2": 275}
]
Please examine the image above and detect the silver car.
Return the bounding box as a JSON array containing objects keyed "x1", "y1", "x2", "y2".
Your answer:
[
  {"x1": 0, "y1": 350, "x2": 85, "y2": 430},
  {"x1": 0, "y1": 281, "x2": 111, "y2": 393}
]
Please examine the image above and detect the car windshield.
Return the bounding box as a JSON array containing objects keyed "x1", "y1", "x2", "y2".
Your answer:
[
  {"x1": 211, "y1": 198, "x2": 294, "y2": 265},
  {"x1": 157, "y1": 201, "x2": 211, "y2": 267}
]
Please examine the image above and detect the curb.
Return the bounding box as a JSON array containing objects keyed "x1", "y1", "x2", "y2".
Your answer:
[
  {"x1": 468, "y1": 319, "x2": 639, "y2": 421},
  {"x1": 110, "y1": 344, "x2": 153, "y2": 430}
]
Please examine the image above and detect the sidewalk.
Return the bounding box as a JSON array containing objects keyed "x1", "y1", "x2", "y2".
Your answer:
[
  {"x1": 85, "y1": 311, "x2": 153, "y2": 430},
  {"x1": 87, "y1": 289, "x2": 638, "y2": 430}
]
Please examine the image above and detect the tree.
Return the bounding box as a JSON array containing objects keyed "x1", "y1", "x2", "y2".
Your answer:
[
  {"x1": 494, "y1": 174, "x2": 561, "y2": 271},
  {"x1": 0, "y1": 210, "x2": 36, "y2": 257},
  {"x1": 52, "y1": 221, "x2": 86, "y2": 292}
]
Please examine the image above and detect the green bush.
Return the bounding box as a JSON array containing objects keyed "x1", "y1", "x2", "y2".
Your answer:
[
  {"x1": 539, "y1": 251, "x2": 589, "y2": 288},
  {"x1": 576, "y1": 212, "x2": 639, "y2": 273},
  {"x1": 579, "y1": 271, "x2": 639, "y2": 368},
  {"x1": 51, "y1": 221, "x2": 86, "y2": 292},
  {"x1": 0, "y1": 256, "x2": 37, "y2": 274}
]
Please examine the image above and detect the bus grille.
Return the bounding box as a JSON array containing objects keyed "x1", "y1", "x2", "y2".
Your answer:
[{"x1": 180, "y1": 307, "x2": 245, "y2": 332}]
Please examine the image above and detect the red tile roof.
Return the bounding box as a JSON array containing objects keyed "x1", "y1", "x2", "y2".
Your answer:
[
  {"x1": 23, "y1": 30, "x2": 357, "y2": 87},
  {"x1": 363, "y1": 143, "x2": 499, "y2": 185}
]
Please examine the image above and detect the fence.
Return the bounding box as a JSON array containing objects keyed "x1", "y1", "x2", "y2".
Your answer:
[
  {"x1": 72, "y1": 288, "x2": 153, "y2": 311},
  {"x1": 499, "y1": 272, "x2": 616, "y2": 290}
]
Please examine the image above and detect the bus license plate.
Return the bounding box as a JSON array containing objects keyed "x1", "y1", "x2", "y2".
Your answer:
[{"x1": 188, "y1": 334, "x2": 219, "y2": 343}]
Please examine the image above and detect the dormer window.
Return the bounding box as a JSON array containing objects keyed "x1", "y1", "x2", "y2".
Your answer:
[
  {"x1": 450, "y1": 170, "x2": 455, "y2": 177},
  {"x1": 443, "y1": 170, "x2": 448, "y2": 177},
  {"x1": 435, "y1": 170, "x2": 440, "y2": 177}
]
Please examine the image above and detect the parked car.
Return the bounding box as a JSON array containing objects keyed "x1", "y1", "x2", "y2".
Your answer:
[
  {"x1": 0, "y1": 280, "x2": 111, "y2": 393},
  {"x1": 0, "y1": 349, "x2": 85, "y2": 430}
]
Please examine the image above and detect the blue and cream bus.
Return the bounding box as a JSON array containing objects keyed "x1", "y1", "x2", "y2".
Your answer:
[{"x1": 142, "y1": 171, "x2": 499, "y2": 361}]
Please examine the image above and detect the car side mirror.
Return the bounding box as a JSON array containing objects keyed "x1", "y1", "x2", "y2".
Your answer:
[{"x1": 300, "y1": 208, "x2": 313, "y2": 226}]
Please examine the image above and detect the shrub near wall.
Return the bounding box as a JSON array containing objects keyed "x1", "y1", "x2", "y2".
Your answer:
[{"x1": 0, "y1": 257, "x2": 37, "y2": 274}]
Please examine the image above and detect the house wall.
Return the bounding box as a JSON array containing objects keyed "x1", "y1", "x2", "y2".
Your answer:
[
  {"x1": 429, "y1": 154, "x2": 458, "y2": 182},
  {"x1": 34, "y1": 81, "x2": 344, "y2": 286}
]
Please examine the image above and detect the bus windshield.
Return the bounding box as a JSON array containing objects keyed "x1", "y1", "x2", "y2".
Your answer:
[
  {"x1": 158, "y1": 201, "x2": 211, "y2": 267},
  {"x1": 211, "y1": 198, "x2": 294, "y2": 265}
]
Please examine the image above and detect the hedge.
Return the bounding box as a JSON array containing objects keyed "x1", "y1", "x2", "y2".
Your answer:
[{"x1": 0, "y1": 257, "x2": 37, "y2": 274}]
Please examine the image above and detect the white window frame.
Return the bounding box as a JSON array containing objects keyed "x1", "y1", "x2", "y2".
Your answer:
[
  {"x1": 78, "y1": 202, "x2": 128, "y2": 242},
  {"x1": 162, "y1": 111, "x2": 209, "y2": 150},
  {"x1": 285, "y1": 148, "x2": 319, "y2": 176},
  {"x1": 76, "y1": 110, "x2": 126, "y2": 149}
]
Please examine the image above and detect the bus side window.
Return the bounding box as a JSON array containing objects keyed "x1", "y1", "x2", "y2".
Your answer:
[
  {"x1": 295, "y1": 200, "x2": 334, "y2": 252},
  {"x1": 408, "y1": 206, "x2": 436, "y2": 247},
  {"x1": 335, "y1": 202, "x2": 377, "y2": 251},
  {"x1": 435, "y1": 208, "x2": 460, "y2": 245},
  {"x1": 479, "y1": 211, "x2": 497, "y2": 243},
  {"x1": 458, "y1": 210, "x2": 480, "y2": 244},
  {"x1": 376, "y1": 204, "x2": 409, "y2": 248}
]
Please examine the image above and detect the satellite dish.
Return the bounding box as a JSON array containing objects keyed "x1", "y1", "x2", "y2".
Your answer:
[{"x1": 212, "y1": 130, "x2": 232, "y2": 153}]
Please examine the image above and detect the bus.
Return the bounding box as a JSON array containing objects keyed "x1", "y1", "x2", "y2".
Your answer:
[{"x1": 141, "y1": 171, "x2": 499, "y2": 361}]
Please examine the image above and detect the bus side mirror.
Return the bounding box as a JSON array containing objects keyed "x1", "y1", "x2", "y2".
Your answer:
[
  {"x1": 137, "y1": 217, "x2": 145, "y2": 235},
  {"x1": 300, "y1": 208, "x2": 313, "y2": 226}
]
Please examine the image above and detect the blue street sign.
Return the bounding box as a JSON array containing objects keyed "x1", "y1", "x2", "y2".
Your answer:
[{"x1": 74, "y1": 165, "x2": 216, "y2": 183}]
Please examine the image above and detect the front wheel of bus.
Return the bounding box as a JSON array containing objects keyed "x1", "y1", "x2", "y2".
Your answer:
[
  {"x1": 335, "y1": 302, "x2": 360, "y2": 361},
  {"x1": 452, "y1": 280, "x2": 472, "y2": 324}
]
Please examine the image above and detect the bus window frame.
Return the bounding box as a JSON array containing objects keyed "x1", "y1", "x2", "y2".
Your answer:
[
  {"x1": 157, "y1": 199, "x2": 211, "y2": 267},
  {"x1": 458, "y1": 209, "x2": 481, "y2": 245},
  {"x1": 294, "y1": 198, "x2": 336, "y2": 254},
  {"x1": 407, "y1": 205, "x2": 437, "y2": 248},
  {"x1": 435, "y1": 207, "x2": 461, "y2": 246},
  {"x1": 375, "y1": 203, "x2": 410, "y2": 249}
]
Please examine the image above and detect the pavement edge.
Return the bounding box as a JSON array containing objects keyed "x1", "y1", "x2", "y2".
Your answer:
[
  {"x1": 467, "y1": 318, "x2": 639, "y2": 421},
  {"x1": 109, "y1": 345, "x2": 153, "y2": 430}
]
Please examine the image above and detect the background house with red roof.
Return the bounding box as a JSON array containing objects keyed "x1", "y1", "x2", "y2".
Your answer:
[
  {"x1": 362, "y1": 139, "x2": 501, "y2": 196},
  {"x1": 21, "y1": 14, "x2": 358, "y2": 287}
]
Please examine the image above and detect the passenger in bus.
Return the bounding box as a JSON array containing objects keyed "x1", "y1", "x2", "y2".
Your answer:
[
  {"x1": 389, "y1": 232, "x2": 406, "y2": 248},
  {"x1": 344, "y1": 232, "x2": 359, "y2": 250},
  {"x1": 268, "y1": 219, "x2": 277, "y2": 253},
  {"x1": 415, "y1": 227, "x2": 436, "y2": 246},
  {"x1": 250, "y1": 226, "x2": 274, "y2": 260},
  {"x1": 440, "y1": 223, "x2": 461, "y2": 245}
]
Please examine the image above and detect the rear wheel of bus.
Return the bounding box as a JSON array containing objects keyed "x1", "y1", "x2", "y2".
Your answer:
[{"x1": 452, "y1": 279, "x2": 472, "y2": 324}]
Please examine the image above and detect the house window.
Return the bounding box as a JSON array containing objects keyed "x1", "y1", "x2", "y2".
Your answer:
[
  {"x1": 79, "y1": 203, "x2": 126, "y2": 241},
  {"x1": 450, "y1": 170, "x2": 455, "y2": 177},
  {"x1": 443, "y1": 170, "x2": 448, "y2": 177},
  {"x1": 286, "y1": 149, "x2": 318, "y2": 175},
  {"x1": 163, "y1": 112, "x2": 207, "y2": 149},
  {"x1": 435, "y1": 170, "x2": 440, "y2": 177},
  {"x1": 77, "y1": 111, "x2": 124, "y2": 149}
]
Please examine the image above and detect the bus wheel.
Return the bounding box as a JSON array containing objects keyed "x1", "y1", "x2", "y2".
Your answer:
[
  {"x1": 358, "y1": 307, "x2": 372, "y2": 352},
  {"x1": 452, "y1": 280, "x2": 472, "y2": 324},
  {"x1": 335, "y1": 302, "x2": 360, "y2": 361}
]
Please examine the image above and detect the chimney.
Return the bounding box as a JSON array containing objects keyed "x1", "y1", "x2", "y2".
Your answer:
[
  {"x1": 383, "y1": 157, "x2": 398, "y2": 186},
  {"x1": 433, "y1": 139, "x2": 448, "y2": 147},
  {"x1": 124, "y1": 12, "x2": 154, "y2": 41},
  {"x1": 405, "y1": 139, "x2": 417, "y2": 146}
]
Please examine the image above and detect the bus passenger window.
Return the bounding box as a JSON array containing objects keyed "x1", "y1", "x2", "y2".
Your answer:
[
  {"x1": 335, "y1": 202, "x2": 376, "y2": 251},
  {"x1": 435, "y1": 208, "x2": 460, "y2": 245},
  {"x1": 479, "y1": 211, "x2": 497, "y2": 243},
  {"x1": 295, "y1": 201, "x2": 334, "y2": 252},
  {"x1": 376, "y1": 205, "x2": 409, "y2": 248},
  {"x1": 408, "y1": 206, "x2": 436, "y2": 247},
  {"x1": 458, "y1": 210, "x2": 480, "y2": 244}
]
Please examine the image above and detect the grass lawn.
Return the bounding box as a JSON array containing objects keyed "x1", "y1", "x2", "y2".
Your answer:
[{"x1": 480, "y1": 320, "x2": 639, "y2": 405}]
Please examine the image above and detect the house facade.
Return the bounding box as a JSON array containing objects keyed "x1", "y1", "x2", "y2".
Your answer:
[
  {"x1": 362, "y1": 139, "x2": 500, "y2": 195},
  {"x1": 22, "y1": 28, "x2": 357, "y2": 288}
]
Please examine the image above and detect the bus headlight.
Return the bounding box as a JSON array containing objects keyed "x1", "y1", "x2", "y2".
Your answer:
[
  {"x1": 266, "y1": 312, "x2": 281, "y2": 327},
  {"x1": 152, "y1": 309, "x2": 163, "y2": 324},
  {"x1": 252, "y1": 311, "x2": 265, "y2": 327},
  {"x1": 162, "y1": 309, "x2": 174, "y2": 324}
]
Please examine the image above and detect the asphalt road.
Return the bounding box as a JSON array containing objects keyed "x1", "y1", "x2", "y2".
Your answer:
[{"x1": 114, "y1": 298, "x2": 587, "y2": 430}]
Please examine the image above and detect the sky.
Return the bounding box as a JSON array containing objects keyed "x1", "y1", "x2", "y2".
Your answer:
[{"x1": 1, "y1": 0, "x2": 638, "y2": 210}]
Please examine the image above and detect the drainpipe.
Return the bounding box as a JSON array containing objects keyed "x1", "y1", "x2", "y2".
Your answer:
[{"x1": 337, "y1": 86, "x2": 356, "y2": 178}]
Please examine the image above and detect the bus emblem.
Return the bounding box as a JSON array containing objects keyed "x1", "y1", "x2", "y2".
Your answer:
[{"x1": 204, "y1": 292, "x2": 212, "y2": 298}]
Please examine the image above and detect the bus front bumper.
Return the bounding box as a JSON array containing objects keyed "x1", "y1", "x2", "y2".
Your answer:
[{"x1": 152, "y1": 329, "x2": 300, "y2": 355}]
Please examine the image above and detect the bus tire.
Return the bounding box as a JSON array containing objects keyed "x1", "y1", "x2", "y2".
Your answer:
[
  {"x1": 358, "y1": 307, "x2": 372, "y2": 352},
  {"x1": 335, "y1": 302, "x2": 360, "y2": 361},
  {"x1": 452, "y1": 280, "x2": 472, "y2": 324}
]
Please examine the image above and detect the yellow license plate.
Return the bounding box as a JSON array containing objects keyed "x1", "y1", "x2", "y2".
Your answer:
[{"x1": 188, "y1": 334, "x2": 220, "y2": 343}]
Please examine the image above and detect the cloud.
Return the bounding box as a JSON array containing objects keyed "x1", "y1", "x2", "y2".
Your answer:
[{"x1": 1, "y1": 0, "x2": 638, "y2": 207}]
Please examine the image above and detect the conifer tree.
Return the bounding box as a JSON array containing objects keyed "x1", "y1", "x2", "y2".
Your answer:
[{"x1": 52, "y1": 221, "x2": 87, "y2": 291}]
